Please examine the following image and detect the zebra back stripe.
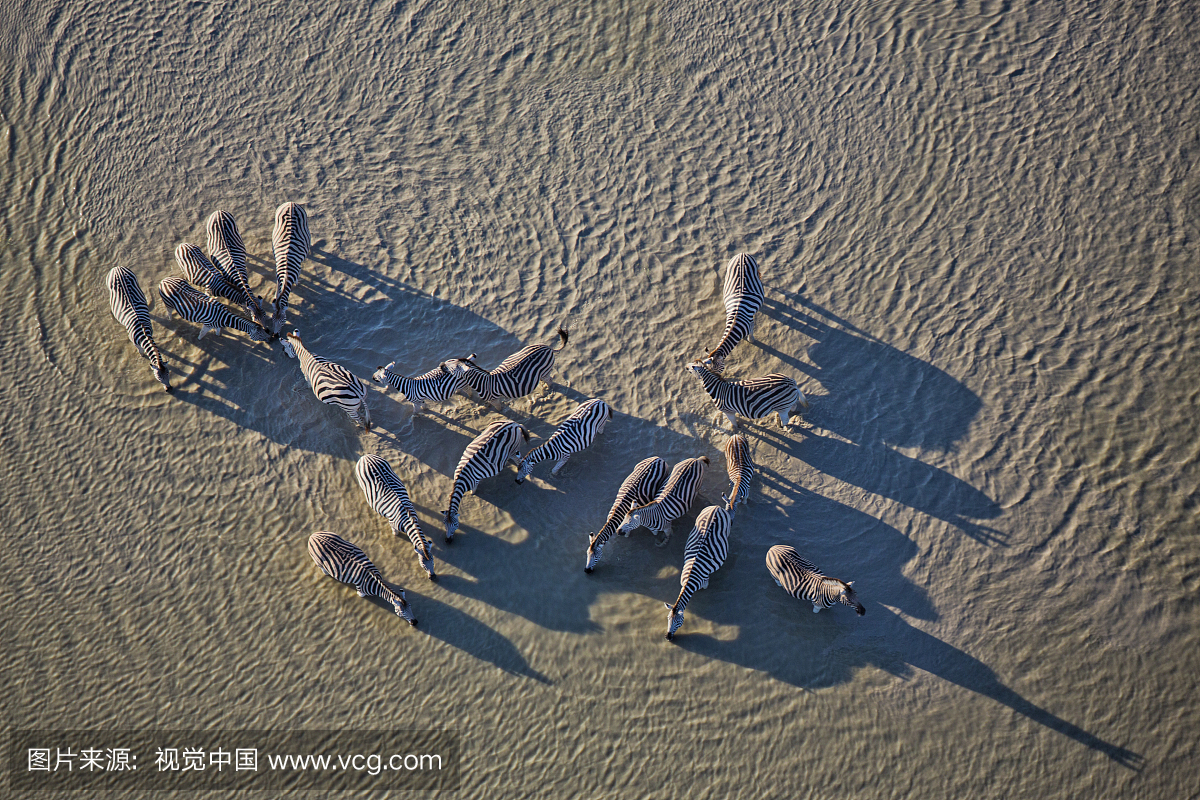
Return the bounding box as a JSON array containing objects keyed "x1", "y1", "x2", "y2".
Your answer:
[
  {"x1": 722, "y1": 434, "x2": 756, "y2": 512},
  {"x1": 307, "y1": 531, "x2": 416, "y2": 624},
  {"x1": 283, "y1": 331, "x2": 371, "y2": 430},
  {"x1": 355, "y1": 454, "x2": 435, "y2": 579},
  {"x1": 204, "y1": 211, "x2": 261, "y2": 317},
  {"x1": 453, "y1": 327, "x2": 568, "y2": 405},
  {"x1": 105, "y1": 267, "x2": 170, "y2": 391},
  {"x1": 271, "y1": 202, "x2": 311, "y2": 334},
  {"x1": 445, "y1": 420, "x2": 529, "y2": 540},
  {"x1": 585, "y1": 456, "x2": 669, "y2": 572},
  {"x1": 666, "y1": 506, "x2": 732, "y2": 639},
  {"x1": 688, "y1": 361, "x2": 803, "y2": 428},
  {"x1": 175, "y1": 243, "x2": 260, "y2": 314},
  {"x1": 705, "y1": 253, "x2": 764, "y2": 373},
  {"x1": 516, "y1": 398, "x2": 612, "y2": 482},
  {"x1": 372, "y1": 361, "x2": 468, "y2": 408},
  {"x1": 622, "y1": 456, "x2": 709, "y2": 535},
  {"x1": 766, "y1": 545, "x2": 865, "y2": 615},
  {"x1": 158, "y1": 277, "x2": 269, "y2": 342}
]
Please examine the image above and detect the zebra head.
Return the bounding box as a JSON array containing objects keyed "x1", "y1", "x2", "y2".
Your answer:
[
  {"x1": 152, "y1": 361, "x2": 172, "y2": 392},
  {"x1": 664, "y1": 603, "x2": 685, "y2": 641},
  {"x1": 282, "y1": 330, "x2": 301, "y2": 358},
  {"x1": 514, "y1": 456, "x2": 534, "y2": 485},
  {"x1": 839, "y1": 581, "x2": 866, "y2": 616},
  {"x1": 415, "y1": 543, "x2": 437, "y2": 582},
  {"x1": 246, "y1": 322, "x2": 271, "y2": 343},
  {"x1": 620, "y1": 504, "x2": 650, "y2": 533},
  {"x1": 372, "y1": 362, "x2": 396, "y2": 385},
  {"x1": 701, "y1": 352, "x2": 726, "y2": 374},
  {"x1": 393, "y1": 589, "x2": 418, "y2": 626},
  {"x1": 584, "y1": 534, "x2": 603, "y2": 573},
  {"x1": 687, "y1": 360, "x2": 719, "y2": 381},
  {"x1": 443, "y1": 509, "x2": 459, "y2": 543}
]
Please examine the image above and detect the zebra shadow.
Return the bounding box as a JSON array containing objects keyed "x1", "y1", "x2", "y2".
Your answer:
[
  {"x1": 747, "y1": 465, "x2": 937, "y2": 621},
  {"x1": 393, "y1": 591, "x2": 552, "y2": 684},
  {"x1": 673, "y1": 603, "x2": 1142, "y2": 769},
  {"x1": 748, "y1": 423, "x2": 1004, "y2": 545},
  {"x1": 757, "y1": 291, "x2": 983, "y2": 452}
]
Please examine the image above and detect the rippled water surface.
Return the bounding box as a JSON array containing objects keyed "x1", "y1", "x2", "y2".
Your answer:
[{"x1": 2, "y1": 0, "x2": 1198, "y2": 797}]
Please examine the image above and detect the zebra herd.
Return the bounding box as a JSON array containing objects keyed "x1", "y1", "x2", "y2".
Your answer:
[{"x1": 105, "y1": 217, "x2": 864, "y2": 640}]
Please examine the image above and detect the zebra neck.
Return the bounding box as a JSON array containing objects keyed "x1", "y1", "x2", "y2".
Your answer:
[
  {"x1": 697, "y1": 369, "x2": 724, "y2": 396},
  {"x1": 673, "y1": 576, "x2": 698, "y2": 613},
  {"x1": 447, "y1": 481, "x2": 468, "y2": 517}
]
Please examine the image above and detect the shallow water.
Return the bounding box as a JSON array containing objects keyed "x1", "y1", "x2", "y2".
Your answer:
[{"x1": 2, "y1": 0, "x2": 1198, "y2": 797}]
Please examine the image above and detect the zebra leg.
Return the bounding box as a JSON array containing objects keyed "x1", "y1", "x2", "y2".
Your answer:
[
  {"x1": 551, "y1": 455, "x2": 570, "y2": 475},
  {"x1": 778, "y1": 409, "x2": 791, "y2": 429},
  {"x1": 747, "y1": 317, "x2": 756, "y2": 343},
  {"x1": 774, "y1": 578, "x2": 782, "y2": 587},
  {"x1": 724, "y1": 411, "x2": 740, "y2": 431},
  {"x1": 198, "y1": 323, "x2": 217, "y2": 339},
  {"x1": 654, "y1": 525, "x2": 672, "y2": 548},
  {"x1": 812, "y1": 603, "x2": 823, "y2": 613},
  {"x1": 700, "y1": 576, "x2": 710, "y2": 589},
  {"x1": 362, "y1": 400, "x2": 372, "y2": 432}
]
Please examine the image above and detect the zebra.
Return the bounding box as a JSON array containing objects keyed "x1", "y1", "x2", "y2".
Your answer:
[
  {"x1": 446, "y1": 326, "x2": 569, "y2": 409},
  {"x1": 307, "y1": 531, "x2": 417, "y2": 625},
  {"x1": 269, "y1": 201, "x2": 310, "y2": 336},
  {"x1": 158, "y1": 278, "x2": 270, "y2": 342},
  {"x1": 372, "y1": 359, "x2": 472, "y2": 413},
  {"x1": 105, "y1": 266, "x2": 171, "y2": 391},
  {"x1": 687, "y1": 360, "x2": 808, "y2": 431},
  {"x1": 585, "y1": 456, "x2": 669, "y2": 573},
  {"x1": 702, "y1": 253, "x2": 764, "y2": 374},
  {"x1": 204, "y1": 211, "x2": 266, "y2": 326},
  {"x1": 282, "y1": 330, "x2": 371, "y2": 430},
  {"x1": 665, "y1": 505, "x2": 732, "y2": 641},
  {"x1": 619, "y1": 456, "x2": 709, "y2": 546},
  {"x1": 721, "y1": 434, "x2": 756, "y2": 513},
  {"x1": 515, "y1": 398, "x2": 612, "y2": 484},
  {"x1": 174, "y1": 243, "x2": 262, "y2": 315},
  {"x1": 766, "y1": 545, "x2": 865, "y2": 616},
  {"x1": 444, "y1": 420, "x2": 530, "y2": 542},
  {"x1": 355, "y1": 454, "x2": 436, "y2": 581}
]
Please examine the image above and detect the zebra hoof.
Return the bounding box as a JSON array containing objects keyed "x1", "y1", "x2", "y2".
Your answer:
[
  {"x1": 444, "y1": 536, "x2": 453, "y2": 544},
  {"x1": 165, "y1": 385, "x2": 173, "y2": 393},
  {"x1": 428, "y1": 573, "x2": 438, "y2": 582},
  {"x1": 665, "y1": 633, "x2": 675, "y2": 642},
  {"x1": 584, "y1": 567, "x2": 593, "y2": 574},
  {"x1": 514, "y1": 478, "x2": 523, "y2": 485},
  {"x1": 409, "y1": 619, "x2": 419, "y2": 627}
]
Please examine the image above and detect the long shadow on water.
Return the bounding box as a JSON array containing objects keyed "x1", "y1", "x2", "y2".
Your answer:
[{"x1": 672, "y1": 599, "x2": 1141, "y2": 768}]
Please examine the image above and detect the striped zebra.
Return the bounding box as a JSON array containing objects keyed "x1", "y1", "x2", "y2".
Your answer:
[
  {"x1": 444, "y1": 420, "x2": 530, "y2": 542},
  {"x1": 204, "y1": 211, "x2": 266, "y2": 325},
  {"x1": 766, "y1": 545, "x2": 865, "y2": 615},
  {"x1": 174, "y1": 243, "x2": 262, "y2": 315},
  {"x1": 269, "y1": 201, "x2": 310, "y2": 335},
  {"x1": 665, "y1": 505, "x2": 732, "y2": 641},
  {"x1": 355, "y1": 454, "x2": 436, "y2": 581},
  {"x1": 619, "y1": 456, "x2": 709, "y2": 546},
  {"x1": 282, "y1": 330, "x2": 371, "y2": 430},
  {"x1": 585, "y1": 456, "x2": 669, "y2": 573},
  {"x1": 372, "y1": 359, "x2": 472, "y2": 413},
  {"x1": 446, "y1": 326, "x2": 569, "y2": 409},
  {"x1": 105, "y1": 267, "x2": 171, "y2": 391},
  {"x1": 687, "y1": 360, "x2": 808, "y2": 431},
  {"x1": 721, "y1": 434, "x2": 756, "y2": 513},
  {"x1": 307, "y1": 531, "x2": 417, "y2": 625},
  {"x1": 158, "y1": 278, "x2": 270, "y2": 342},
  {"x1": 515, "y1": 398, "x2": 612, "y2": 484},
  {"x1": 702, "y1": 253, "x2": 764, "y2": 374}
]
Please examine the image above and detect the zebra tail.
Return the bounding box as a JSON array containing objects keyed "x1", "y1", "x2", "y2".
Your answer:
[{"x1": 554, "y1": 325, "x2": 570, "y2": 351}]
